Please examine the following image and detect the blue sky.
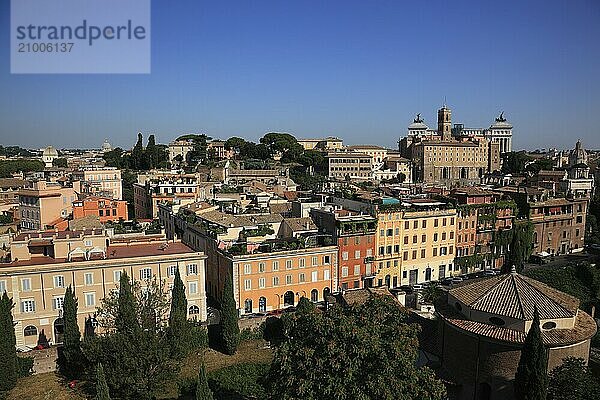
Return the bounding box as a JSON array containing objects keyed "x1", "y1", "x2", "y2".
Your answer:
[{"x1": 1, "y1": 0, "x2": 599, "y2": 150}]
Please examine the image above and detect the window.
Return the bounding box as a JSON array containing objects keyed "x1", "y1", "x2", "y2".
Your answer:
[
  {"x1": 21, "y1": 299, "x2": 35, "y2": 313},
  {"x1": 433, "y1": 248, "x2": 438, "y2": 257},
  {"x1": 244, "y1": 264, "x2": 252, "y2": 274},
  {"x1": 342, "y1": 251, "x2": 349, "y2": 261},
  {"x1": 167, "y1": 265, "x2": 177, "y2": 277},
  {"x1": 542, "y1": 321, "x2": 557, "y2": 330},
  {"x1": 413, "y1": 235, "x2": 417, "y2": 243},
  {"x1": 403, "y1": 251, "x2": 409, "y2": 261},
  {"x1": 412, "y1": 250, "x2": 417, "y2": 259},
  {"x1": 299, "y1": 273, "x2": 306, "y2": 283},
  {"x1": 84, "y1": 272, "x2": 94, "y2": 286},
  {"x1": 259, "y1": 277, "x2": 266, "y2": 288},
  {"x1": 189, "y1": 305, "x2": 200, "y2": 315},
  {"x1": 450, "y1": 218, "x2": 454, "y2": 225},
  {"x1": 21, "y1": 278, "x2": 31, "y2": 292},
  {"x1": 24, "y1": 325, "x2": 38, "y2": 337},
  {"x1": 434, "y1": 219, "x2": 439, "y2": 227},
  {"x1": 342, "y1": 267, "x2": 349, "y2": 277},
  {"x1": 273, "y1": 276, "x2": 280, "y2": 286},
  {"x1": 272, "y1": 260, "x2": 279, "y2": 271},
  {"x1": 244, "y1": 279, "x2": 252, "y2": 290},
  {"x1": 386, "y1": 229, "x2": 393, "y2": 236},
  {"x1": 85, "y1": 292, "x2": 96, "y2": 307},
  {"x1": 286, "y1": 274, "x2": 293, "y2": 285},
  {"x1": 433, "y1": 233, "x2": 438, "y2": 242},
  {"x1": 450, "y1": 232, "x2": 454, "y2": 239},
  {"x1": 324, "y1": 255, "x2": 331, "y2": 265},
  {"x1": 0, "y1": 280, "x2": 5, "y2": 294},
  {"x1": 311, "y1": 256, "x2": 318, "y2": 266},
  {"x1": 53, "y1": 296, "x2": 64, "y2": 310},
  {"x1": 354, "y1": 250, "x2": 361, "y2": 259},
  {"x1": 380, "y1": 229, "x2": 385, "y2": 237},
  {"x1": 394, "y1": 245, "x2": 400, "y2": 253},
  {"x1": 140, "y1": 268, "x2": 152, "y2": 280},
  {"x1": 354, "y1": 265, "x2": 360, "y2": 275},
  {"x1": 299, "y1": 258, "x2": 305, "y2": 268},
  {"x1": 187, "y1": 264, "x2": 198, "y2": 275},
  {"x1": 404, "y1": 236, "x2": 409, "y2": 244},
  {"x1": 54, "y1": 275, "x2": 65, "y2": 288},
  {"x1": 386, "y1": 245, "x2": 392, "y2": 254},
  {"x1": 422, "y1": 220, "x2": 427, "y2": 228},
  {"x1": 286, "y1": 260, "x2": 293, "y2": 269},
  {"x1": 324, "y1": 269, "x2": 330, "y2": 280},
  {"x1": 422, "y1": 234, "x2": 426, "y2": 242},
  {"x1": 421, "y1": 249, "x2": 426, "y2": 258},
  {"x1": 354, "y1": 236, "x2": 361, "y2": 245},
  {"x1": 85, "y1": 240, "x2": 92, "y2": 247},
  {"x1": 114, "y1": 270, "x2": 122, "y2": 282},
  {"x1": 442, "y1": 232, "x2": 446, "y2": 240},
  {"x1": 404, "y1": 221, "x2": 409, "y2": 229}
]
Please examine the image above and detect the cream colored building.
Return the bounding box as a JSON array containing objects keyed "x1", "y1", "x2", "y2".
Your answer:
[
  {"x1": 0, "y1": 229, "x2": 207, "y2": 349},
  {"x1": 73, "y1": 167, "x2": 123, "y2": 200},
  {"x1": 327, "y1": 151, "x2": 373, "y2": 180},
  {"x1": 18, "y1": 180, "x2": 79, "y2": 230},
  {"x1": 168, "y1": 139, "x2": 195, "y2": 164},
  {"x1": 297, "y1": 137, "x2": 343, "y2": 151},
  {"x1": 345, "y1": 145, "x2": 389, "y2": 164},
  {"x1": 373, "y1": 199, "x2": 457, "y2": 287}
]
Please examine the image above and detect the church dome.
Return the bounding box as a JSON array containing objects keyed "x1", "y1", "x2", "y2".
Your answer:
[
  {"x1": 42, "y1": 146, "x2": 58, "y2": 157},
  {"x1": 102, "y1": 139, "x2": 112, "y2": 152}
]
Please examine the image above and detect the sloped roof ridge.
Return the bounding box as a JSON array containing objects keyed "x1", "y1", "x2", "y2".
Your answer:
[{"x1": 515, "y1": 274, "x2": 576, "y2": 318}]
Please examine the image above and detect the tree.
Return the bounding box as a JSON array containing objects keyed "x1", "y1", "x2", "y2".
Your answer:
[
  {"x1": 83, "y1": 274, "x2": 177, "y2": 399},
  {"x1": 419, "y1": 282, "x2": 443, "y2": 304},
  {"x1": 195, "y1": 363, "x2": 214, "y2": 400},
  {"x1": 502, "y1": 151, "x2": 532, "y2": 174},
  {"x1": 58, "y1": 285, "x2": 84, "y2": 379},
  {"x1": 115, "y1": 271, "x2": 140, "y2": 335},
  {"x1": 547, "y1": 357, "x2": 599, "y2": 400},
  {"x1": 52, "y1": 158, "x2": 68, "y2": 168},
  {"x1": 145, "y1": 134, "x2": 158, "y2": 169},
  {"x1": 168, "y1": 268, "x2": 192, "y2": 359},
  {"x1": 219, "y1": 273, "x2": 240, "y2": 355},
  {"x1": 95, "y1": 363, "x2": 111, "y2": 400},
  {"x1": 0, "y1": 292, "x2": 17, "y2": 391},
  {"x1": 295, "y1": 297, "x2": 315, "y2": 315},
  {"x1": 514, "y1": 307, "x2": 548, "y2": 400},
  {"x1": 505, "y1": 221, "x2": 534, "y2": 273},
  {"x1": 266, "y1": 295, "x2": 446, "y2": 400},
  {"x1": 131, "y1": 132, "x2": 145, "y2": 170}
]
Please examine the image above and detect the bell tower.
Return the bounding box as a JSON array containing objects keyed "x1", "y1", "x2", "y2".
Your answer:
[{"x1": 437, "y1": 105, "x2": 452, "y2": 141}]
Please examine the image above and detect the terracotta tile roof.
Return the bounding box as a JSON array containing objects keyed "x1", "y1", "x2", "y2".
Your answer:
[
  {"x1": 449, "y1": 273, "x2": 578, "y2": 320},
  {"x1": 269, "y1": 203, "x2": 292, "y2": 215},
  {"x1": 282, "y1": 217, "x2": 317, "y2": 232}
]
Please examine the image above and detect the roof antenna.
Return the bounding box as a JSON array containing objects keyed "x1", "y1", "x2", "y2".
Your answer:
[{"x1": 443, "y1": 96, "x2": 447, "y2": 108}]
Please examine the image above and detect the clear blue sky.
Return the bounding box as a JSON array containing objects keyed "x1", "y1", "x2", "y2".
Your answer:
[{"x1": 1, "y1": 0, "x2": 599, "y2": 150}]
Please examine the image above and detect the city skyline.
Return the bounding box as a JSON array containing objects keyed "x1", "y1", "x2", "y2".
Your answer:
[{"x1": 1, "y1": 0, "x2": 599, "y2": 150}]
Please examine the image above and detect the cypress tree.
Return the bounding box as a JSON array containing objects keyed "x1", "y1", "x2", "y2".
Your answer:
[
  {"x1": 146, "y1": 134, "x2": 157, "y2": 169},
  {"x1": 95, "y1": 363, "x2": 111, "y2": 400},
  {"x1": 168, "y1": 267, "x2": 191, "y2": 359},
  {"x1": 131, "y1": 132, "x2": 144, "y2": 170},
  {"x1": 115, "y1": 271, "x2": 140, "y2": 335},
  {"x1": 59, "y1": 285, "x2": 84, "y2": 379},
  {"x1": 0, "y1": 292, "x2": 17, "y2": 391},
  {"x1": 515, "y1": 306, "x2": 548, "y2": 400},
  {"x1": 220, "y1": 273, "x2": 240, "y2": 355},
  {"x1": 195, "y1": 363, "x2": 214, "y2": 400}
]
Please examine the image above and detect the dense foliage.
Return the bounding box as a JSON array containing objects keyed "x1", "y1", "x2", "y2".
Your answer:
[
  {"x1": 505, "y1": 221, "x2": 534, "y2": 273},
  {"x1": 103, "y1": 133, "x2": 168, "y2": 171},
  {"x1": 514, "y1": 307, "x2": 548, "y2": 400},
  {"x1": 0, "y1": 145, "x2": 34, "y2": 157},
  {"x1": 0, "y1": 292, "x2": 17, "y2": 392},
  {"x1": 0, "y1": 159, "x2": 45, "y2": 178},
  {"x1": 209, "y1": 363, "x2": 269, "y2": 399},
  {"x1": 547, "y1": 357, "x2": 599, "y2": 400},
  {"x1": 58, "y1": 285, "x2": 84, "y2": 379},
  {"x1": 219, "y1": 273, "x2": 240, "y2": 355},
  {"x1": 94, "y1": 363, "x2": 111, "y2": 400},
  {"x1": 266, "y1": 295, "x2": 446, "y2": 400},
  {"x1": 195, "y1": 363, "x2": 214, "y2": 400}
]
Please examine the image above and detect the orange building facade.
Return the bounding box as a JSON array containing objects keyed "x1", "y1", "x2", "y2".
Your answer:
[{"x1": 72, "y1": 197, "x2": 128, "y2": 223}]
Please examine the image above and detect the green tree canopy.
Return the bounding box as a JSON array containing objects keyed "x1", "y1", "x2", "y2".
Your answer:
[
  {"x1": 266, "y1": 295, "x2": 446, "y2": 400},
  {"x1": 0, "y1": 292, "x2": 17, "y2": 391},
  {"x1": 58, "y1": 285, "x2": 84, "y2": 379},
  {"x1": 195, "y1": 362, "x2": 214, "y2": 400},
  {"x1": 514, "y1": 307, "x2": 548, "y2": 400},
  {"x1": 95, "y1": 363, "x2": 111, "y2": 400},
  {"x1": 219, "y1": 273, "x2": 240, "y2": 355},
  {"x1": 547, "y1": 357, "x2": 599, "y2": 400}
]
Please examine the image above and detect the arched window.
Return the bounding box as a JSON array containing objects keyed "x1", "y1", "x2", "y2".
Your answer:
[
  {"x1": 425, "y1": 268, "x2": 432, "y2": 281},
  {"x1": 310, "y1": 289, "x2": 319, "y2": 302},
  {"x1": 188, "y1": 305, "x2": 200, "y2": 315},
  {"x1": 323, "y1": 287, "x2": 330, "y2": 300},
  {"x1": 244, "y1": 299, "x2": 253, "y2": 313},
  {"x1": 24, "y1": 325, "x2": 38, "y2": 337},
  {"x1": 258, "y1": 297, "x2": 267, "y2": 313},
  {"x1": 283, "y1": 291, "x2": 295, "y2": 307},
  {"x1": 385, "y1": 275, "x2": 391, "y2": 287}
]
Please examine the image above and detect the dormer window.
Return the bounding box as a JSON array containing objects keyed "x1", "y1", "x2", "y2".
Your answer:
[{"x1": 542, "y1": 321, "x2": 557, "y2": 330}]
